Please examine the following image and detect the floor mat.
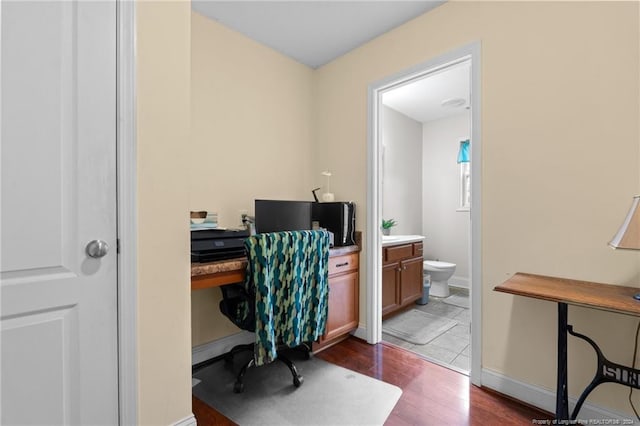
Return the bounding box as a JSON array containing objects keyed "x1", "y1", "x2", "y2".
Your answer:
[
  {"x1": 442, "y1": 294, "x2": 470, "y2": 309},
  {"x1": 193, "y1": 353, "x2": 402, "y2": 425},
  {"x1": 382, "y1": 309, "x2": 457, "y2": 345}
]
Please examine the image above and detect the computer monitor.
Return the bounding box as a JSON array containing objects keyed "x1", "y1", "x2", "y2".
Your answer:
[{"x1": 254, "y1": 199, "x2": 313, "y2": 234}]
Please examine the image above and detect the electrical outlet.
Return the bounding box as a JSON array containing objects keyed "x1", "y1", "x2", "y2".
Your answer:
[{"x1": 239, "y1": 209, "x2": 248, "y2": 225}]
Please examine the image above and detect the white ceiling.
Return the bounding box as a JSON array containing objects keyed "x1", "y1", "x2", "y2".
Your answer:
[
  {"x1": 382, "y1": 60, "x2": 470, "y2": 123},
  {"x1": 191, "y1": 1, "x2": 445, "y2": 69},
  {"x1": 192, "y1": 1, "x2": 463, "y2": 123}
]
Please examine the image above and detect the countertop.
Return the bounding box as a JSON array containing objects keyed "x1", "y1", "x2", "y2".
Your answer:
[
  {"x1": 381, "y1": 235, "x2": 425, "y2": 247},
  {"x1": 191, "y1": 244, "x2": 360, "y2": 278}
]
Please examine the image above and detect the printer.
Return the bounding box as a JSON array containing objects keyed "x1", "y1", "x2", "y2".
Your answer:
[{"x1": 191, "y1": 228, "x2": 250, "y2": 263}]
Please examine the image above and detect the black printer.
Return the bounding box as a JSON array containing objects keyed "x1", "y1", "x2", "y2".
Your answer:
[{"x1": 191, "y1": 228, "x2": 250, "y2": 263}]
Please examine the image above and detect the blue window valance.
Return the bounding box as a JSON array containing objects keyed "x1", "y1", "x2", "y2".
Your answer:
[{"x1": 457, "y1": 140, "x2": 470, "y2": 163}]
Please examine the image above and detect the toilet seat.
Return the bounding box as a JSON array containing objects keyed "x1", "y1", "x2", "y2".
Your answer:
[{"x1": 424, "y1": 260, "x2": 456, "y2": 270}]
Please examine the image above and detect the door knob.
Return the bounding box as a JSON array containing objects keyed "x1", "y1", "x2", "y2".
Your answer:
[{"x1": 86, "y1": 240, "x2": 109, "y2": 258}]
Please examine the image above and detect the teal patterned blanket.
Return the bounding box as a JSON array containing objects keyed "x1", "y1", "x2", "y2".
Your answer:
[{"x1": 241, "y1": 230, "x2": 330, "y2": 366}]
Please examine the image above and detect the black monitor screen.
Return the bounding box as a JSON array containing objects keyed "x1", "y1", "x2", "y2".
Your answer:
[{"x1": 254, "y1": 199, "x2": 313, "y2": 234}]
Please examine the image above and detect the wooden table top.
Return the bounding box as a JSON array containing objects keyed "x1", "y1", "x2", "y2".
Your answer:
[{"x1": 494, "y1": 272, "x2": 640, "y2": 317}]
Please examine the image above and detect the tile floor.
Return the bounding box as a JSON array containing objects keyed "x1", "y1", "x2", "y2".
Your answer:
[{"x1": 382, "y1": 286, "x2": 470, "y2": 373}]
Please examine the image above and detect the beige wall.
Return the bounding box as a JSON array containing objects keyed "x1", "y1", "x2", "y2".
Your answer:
[
  {"x1": 190, "y1": 12, "x2": 315, "y2": 346},
  {"x1": 313, "y1": 0, "x2": 639, "y2": 415},
  {"x1": 137, "y1": 1, "x2": 192, "y2": 424},
  {"x1": 185, "y1": 0, "x2": 639, "y2": 415}
]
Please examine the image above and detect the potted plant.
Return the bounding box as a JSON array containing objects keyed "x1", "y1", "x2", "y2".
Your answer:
[{"x1": 381, "y1": 218, "x2": 397, "y2": 236}]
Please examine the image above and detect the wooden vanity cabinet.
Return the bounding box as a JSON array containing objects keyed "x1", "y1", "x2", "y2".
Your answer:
[
  {"x1": 382, "y1": 262, "x2": 401, "y2": 316},
  {"x1": 382, "y1": 242, "x2": 423, "y2": 318},
  {"x1": 314, "y1": 251, "x2": 359, "y2": 352},
  {"x1": 399, "y1": 257, "x2": 424, "y2": 305}
]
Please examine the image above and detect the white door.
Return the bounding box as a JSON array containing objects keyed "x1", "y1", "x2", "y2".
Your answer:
[{"x1": 1, "y1": 1, "x2": 118, "y2": 424}]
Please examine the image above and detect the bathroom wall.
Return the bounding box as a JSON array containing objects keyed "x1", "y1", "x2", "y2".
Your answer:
[
  {"x1": 381, "y1": 105, "x2": 423, "y2": 235},
  {"x1": 422, "y1": 112, "x2": 471, "y2": 286}
]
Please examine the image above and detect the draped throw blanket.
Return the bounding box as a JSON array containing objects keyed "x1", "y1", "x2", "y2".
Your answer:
[{"x1": 240, "y1": 230, "x2": 330, "y2": 366}]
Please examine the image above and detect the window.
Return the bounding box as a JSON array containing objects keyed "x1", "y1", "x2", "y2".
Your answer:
[
  {"x1": 459, "y1": 161, "x2": 470, "y2": 211},
  {"x1": 457, "y1": 140, "x2": 470, "y2": 211}
]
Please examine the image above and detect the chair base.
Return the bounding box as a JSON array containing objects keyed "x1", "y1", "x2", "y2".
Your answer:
[{"x1": 224, "y1": 343, "x2": 309, "y2": 393}]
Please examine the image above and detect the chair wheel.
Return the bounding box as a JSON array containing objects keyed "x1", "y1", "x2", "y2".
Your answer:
[
  {"x1": 233, "y1": 381, "x2": 244, "y2": 393},
  {"x1": 293, "y1": 375, "x2": 303, "y2": 387}
]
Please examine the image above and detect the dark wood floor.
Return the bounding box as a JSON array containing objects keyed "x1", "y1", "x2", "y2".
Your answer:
[{"x1": 193, "y1": 336, "x2": 552, "y2": 425}]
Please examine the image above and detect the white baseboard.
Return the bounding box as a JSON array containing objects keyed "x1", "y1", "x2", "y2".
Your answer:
[
  {"x1": 339, "y1": 329, "x2": 629, "y2": 420},
  {"x1": 172, "y1": 414, "x2": 196, "y2": 426},
  {"x1": 481, "y1": 368, "x2": 631, "y2": 421},
  {"x1": 353, "y1": 326, "x2": 368, "y2": 341},
  {"x1": 192, "y1": 331, "x2": 254, "y2": 366},
  {"x1": 352, "y1": 332, "x2": 629, "y2": 420}
]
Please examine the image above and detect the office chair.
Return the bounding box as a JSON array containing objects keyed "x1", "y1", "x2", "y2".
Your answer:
[{"x1": 219, "y1": 230, "x2": 331, "y2": 393}]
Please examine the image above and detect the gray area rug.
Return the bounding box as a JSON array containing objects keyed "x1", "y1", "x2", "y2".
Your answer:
[
  {"x1": 193, "y1": 352, "x2": 402, "y2": 425},
  {"x1": 442, "y1": 294, "x2": 470, "y2": 309},
  {"x1": 382, "y1": 309, "x2": 457, "y2": 345}
]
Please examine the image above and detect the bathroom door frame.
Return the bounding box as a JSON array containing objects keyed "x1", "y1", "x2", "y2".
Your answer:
[{"x1": 366, "y1": 42, "x2": 482, "y2": 385}]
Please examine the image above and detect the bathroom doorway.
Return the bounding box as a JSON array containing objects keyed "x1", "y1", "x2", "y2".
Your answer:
[
  {"x1": 366, "y1": 43, "x2": 482, "y2": 384},
  {"x1": 381, "y1": 60, "x2": 471, "y2": 374}
]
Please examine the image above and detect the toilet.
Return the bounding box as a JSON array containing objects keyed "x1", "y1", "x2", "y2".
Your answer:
[{"x1": 423, "y1": 260, "x2": 457, "y2": 298}]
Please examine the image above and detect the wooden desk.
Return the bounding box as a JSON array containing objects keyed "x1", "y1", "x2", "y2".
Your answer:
[
  {"x1": 190, "y1": 245, "x2": 361, "y2": 291},
  {"x1": 191, "y1": 246, "x2": 361, "y2": 353},
  {"x1": 191, "y1": 258, "x2": 247, "y2": 290},
  {"x1": 495, "y1": 273, "x2": 640, "y2": 420}
]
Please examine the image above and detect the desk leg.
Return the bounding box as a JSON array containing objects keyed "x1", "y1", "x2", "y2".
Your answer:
[{"x1": 556, "y1": 302, "x2": 569, "y2": 420}]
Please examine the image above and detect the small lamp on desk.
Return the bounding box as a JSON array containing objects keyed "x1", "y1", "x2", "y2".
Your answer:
[
  {"x1": 321, "y1": 171, "x2": 335, "y2": 202},
  {"x1": 609, "y1": 195, "x2": 640, "y2": 300}
]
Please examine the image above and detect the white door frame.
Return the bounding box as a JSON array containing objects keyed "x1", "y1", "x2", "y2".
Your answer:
[
  {"x1": 116, "y1": 0, "x2": 138, "y2": 423},
  {"x1": 366, "y1": 42, "x2": 482, "y2": 385}
]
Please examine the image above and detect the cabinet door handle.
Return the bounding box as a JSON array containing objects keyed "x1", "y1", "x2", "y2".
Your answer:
[{"x1": 335, "y1": 262, "x2": 349, "y2": 268}]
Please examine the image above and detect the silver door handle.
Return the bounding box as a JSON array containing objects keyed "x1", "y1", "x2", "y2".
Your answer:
[{"x1": 86, "y1": 240, "x2": 109, "y2": 258}]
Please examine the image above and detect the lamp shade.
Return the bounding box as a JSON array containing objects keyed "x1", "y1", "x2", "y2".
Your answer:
[
  {"x1": 457, "y1": 140, "x2": 470, "y2": 163},
  {"x1": 609, "y1": 196, "x2": 640, "y2": 250}
]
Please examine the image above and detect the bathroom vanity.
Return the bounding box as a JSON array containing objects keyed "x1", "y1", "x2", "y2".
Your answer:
[{"x1": 381, "y1": 236, "x2": 424, "y2": 318}]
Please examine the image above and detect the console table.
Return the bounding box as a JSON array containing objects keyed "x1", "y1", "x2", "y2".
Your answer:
[{"x1": 495, "y1": 273, "x2": 640, "y2": 420}]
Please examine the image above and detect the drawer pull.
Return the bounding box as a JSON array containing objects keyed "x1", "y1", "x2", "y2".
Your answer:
[{"x1": 335, "y1": 262, "x2": 349, "y2": 267}]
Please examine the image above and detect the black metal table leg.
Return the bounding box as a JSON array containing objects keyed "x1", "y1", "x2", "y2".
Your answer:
[
  {"x1": 568, "y1": 325, "x2": 640, "y2": 420},
  {"x1": 556, "y1": 302, "x2": 569, "y2": 420},
  {"x1": 556, "y1": 307, "x2": 640, "y2": 420}
]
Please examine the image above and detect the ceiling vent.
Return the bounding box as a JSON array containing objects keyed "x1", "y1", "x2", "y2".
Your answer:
[{"x1": 441, "y1": 98, "x2": 466, "y2": 108}]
